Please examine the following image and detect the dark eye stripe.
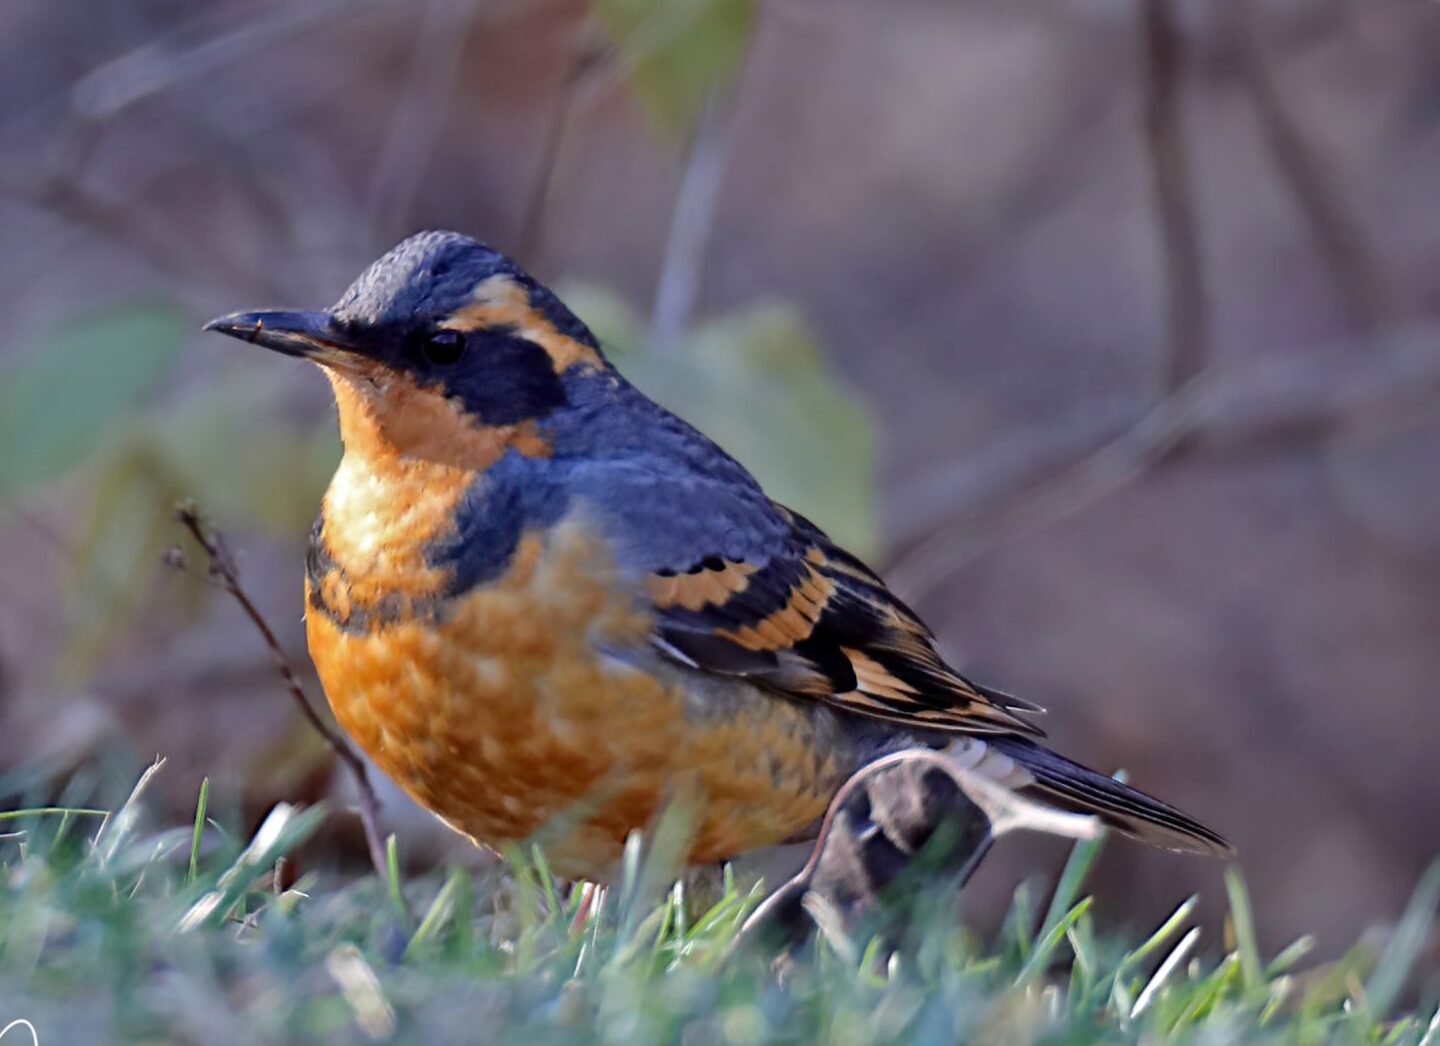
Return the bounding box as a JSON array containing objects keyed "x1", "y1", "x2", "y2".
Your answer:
[{"x1": 402, "y1": 326, "x2": 568, "y2": 425}]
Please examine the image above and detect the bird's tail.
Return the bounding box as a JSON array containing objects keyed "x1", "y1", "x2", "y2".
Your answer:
[
  {"x1": 732, "y1": 738, "x2": 1229, "y2": 954},
  {"x1": 976, "y1": 735, "x2": 1232, "y2": 856}
]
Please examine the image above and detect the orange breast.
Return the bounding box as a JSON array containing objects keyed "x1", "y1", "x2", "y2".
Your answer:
[{"x1": 306, "y1": 518, "x2": 845, "y2": 877}]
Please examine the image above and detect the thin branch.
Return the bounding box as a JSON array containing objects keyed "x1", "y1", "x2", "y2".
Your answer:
[
  {"x1": 2, "y1": 0, "x2": 376, "y2": 302},
  {"x1": 170, "y1": 505, "x2": 390, "y2": 885},
  {"x1": 885, "y1": 0, "x2": 1217, "y2": 604},
  {"x1": 883, "y1": 405, "x2": 1136, "y2": 547},
  {"x1": 885, "y1": 379, "x2": 1206, "y2": 604},
  {"x1": 883, "y1": 325, "x2": 1440, "y2": 603},
  {"x1": 881, "y1": 3, "x2": 1413, "y2": 593},
  {"x1": 649, "y1": 83, "x2": 744, "y2": 354},
  {"x1": 1224, "y1": 0, "x2": 1396, "y2": 332},
  {"x1": 0, "y1": 502, "x2": 132, "y2": 613},
  {"x1": 1139, "y1": 0, "x2": 1210, "y2": 396},
  {"x1": 571, "y1": 0, "x2": 725, "y2": 114},
  {"x1": 68, "y1": 0, "x2": 374, "y2": 122},
  {"x1": 5, "y1": 152, "x2": 290, "y2": 302}
]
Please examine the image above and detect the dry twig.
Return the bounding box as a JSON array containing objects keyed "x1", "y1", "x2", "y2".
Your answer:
[{"x1": 169, "y1": 504, "x2": 389, "y2": 884}]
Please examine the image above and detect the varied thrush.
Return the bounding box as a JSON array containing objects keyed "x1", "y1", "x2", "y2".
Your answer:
[{"x1": 205, "y1": 231, "x2": 1229, "y2": 880}]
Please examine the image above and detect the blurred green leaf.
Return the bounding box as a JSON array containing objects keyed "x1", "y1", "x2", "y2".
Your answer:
[
  {"x1": 62, "y1": 443, "x2": 182, "y2": 675},
  {"x1": 564, "y1": 286, "x2": 878, "y2": 557},
  {"x1": 0, "y1": 302, "x2": 187, "y2": 499},
  {"x1": 590, "y1": 0, "x2": 756, "y2": 137},
  {"x1": 59, "y1": 375, "x2": 336, "y2": 675},
  {"x1": 153, "y1": 378, "x2": 339, "y2": 535}
]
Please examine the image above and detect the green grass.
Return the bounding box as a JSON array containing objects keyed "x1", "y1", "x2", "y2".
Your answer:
[{"x1": 1, "y1": 768, "x2": 1437, "y2": 1044}]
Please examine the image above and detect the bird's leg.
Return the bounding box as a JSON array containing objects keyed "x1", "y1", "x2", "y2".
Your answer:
[{"x1": 730, "y1": 749, "x2": 999, "y2": 961}]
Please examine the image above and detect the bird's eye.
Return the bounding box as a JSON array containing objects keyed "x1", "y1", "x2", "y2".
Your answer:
[{"x1": 422, "y1": 330, "x2": 467, "y2": 366}]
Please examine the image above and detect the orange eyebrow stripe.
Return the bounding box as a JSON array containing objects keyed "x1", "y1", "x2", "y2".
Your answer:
[
  {"x1": 440, "y1": 275, "x2": 603, "y2": 374},
  {"x1": 718, "y1": 563, "x2": 836, "y2": 652},
  {"x1": 647, "y1": 561, "x2": 757, "y2": 611}
]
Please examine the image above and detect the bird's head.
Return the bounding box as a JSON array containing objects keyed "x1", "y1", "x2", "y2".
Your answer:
[{"x1": 206, "y1": 231, "x2": 608, "y2": 465}]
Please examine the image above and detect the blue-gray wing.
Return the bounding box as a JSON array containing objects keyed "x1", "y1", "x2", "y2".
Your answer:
[{"x1": 566, "y1": 455, "x2": 1041, "y2": 736}]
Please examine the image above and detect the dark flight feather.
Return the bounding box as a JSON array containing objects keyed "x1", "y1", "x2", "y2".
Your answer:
[
  {"x1": 647, "y1": 521, "x2": 1043, "y2": 737},
  {"x1": 989, "y1": 737, "x2": 1232, "y2": 855}
]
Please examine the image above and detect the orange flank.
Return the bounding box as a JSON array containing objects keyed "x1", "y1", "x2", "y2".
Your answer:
[{"x1": 306, "y1": 521, "x2": 843, "y2": 877}]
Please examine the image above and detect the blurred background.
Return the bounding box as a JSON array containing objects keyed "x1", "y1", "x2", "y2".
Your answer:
[{"x1": 1, "y1": 0, "x2": 1437, "y2": 957}]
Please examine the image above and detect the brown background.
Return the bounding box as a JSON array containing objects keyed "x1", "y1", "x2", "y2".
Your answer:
[{"x1": 2, "y1": 0, "x2": 1438, "y2": 955}]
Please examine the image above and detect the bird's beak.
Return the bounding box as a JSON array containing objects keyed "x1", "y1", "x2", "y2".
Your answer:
[{"x1": 203, "y1": 309, "x2": 365, "y2": 367}]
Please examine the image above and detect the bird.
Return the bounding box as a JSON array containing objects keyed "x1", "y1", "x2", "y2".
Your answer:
[{"x1": 205, "y1": 230, "x2": 1230, "y2": 881}]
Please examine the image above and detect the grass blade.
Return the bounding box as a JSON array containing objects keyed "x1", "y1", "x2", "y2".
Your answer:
[
  {"x1": 1224, "y1": 866, "x2": 1264, "y2": 994},
  {"x1": 405, "y1": 867, "x2": 467, "y2": 959},
  {"x1": 1417, "y1": 1002, "x2": 1440, "y2": 1046},
  {"x1": 1003, "y1": 880, "x2": 1037, "y2": 965},
  {"x1": 1365, "y1": 860, "x2": 1440, "y2": 1024},
  {"x1": 1037, "y1": 829, "x2": 1106, "y2": 950},
  {"x1": 1265, "y1": 934, "x2": 1315, "y2": 977},
  {"x1": 1108, "y1": 896, "x2": 1197, "y2": 1014},
  {"x1": 385, "y1": 833, "x2": 409, "y2": 922},
  {"x1": 93, "y1": 757, "x2": 167, "y2": 866},
  {"x1": 1126, "y1": 895, "x2": 1198, "y2": 969},
  {"x1": 1016, "y1": 896, "x2": 1093, "y2": 985},
  {"x1": 1132, "y1": 926, "x2": 1201, "y2": 1019},
  {"x1": 0, "y1": 807, "x2": 108, "y2": 823},
  {"x1": 188, "y1": 777, "x2": 209, "y2": 884}
]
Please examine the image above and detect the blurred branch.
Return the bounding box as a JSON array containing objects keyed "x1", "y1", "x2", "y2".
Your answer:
[
  {"x1": 516, "y1": 26, "x2": 606, "y2": 271},
  {"x1": 884, "y1": 326, "x2": 1440, "y2": 602},
  {"x1": 0, "y1": 502, "x2": 134, "y2": 630},
  {"x1": 573, "y1": 0, "x2": 729, "y2": 114},
  {"x1": 1139, "y1": 0, "x2": 1209, "y2": 396},
  {"x1": 170, "y1": 505, "x2": 390, "y2": 886},
  {"x1": 365, "y1": 0, "x2": 475, "y2": 242},
  {"x1": 884, "y1": 0, "x2": 1218, "y2": 602},
  {"x1": 12, "y1": 0, "x2": 399, "y2": 300},
  {"x1": 478, "y1": 0, "x2": 761, "y2": 282},
  {"x1": 884, "y1": 407, "x2": 1136, "y2": 546},
  {"x1": 886, "y1": 385, "x2": 1203, "y2": 604},
  {"x1": 69, "y1": 0, "x2": 378, "y2": 121},
  {"x1": 1223, "y1": 0, "x2": 1397, "y2": 332},
  {"x1": 10, "y1": 170, "x2": 289, "y2": 304},
  {"x1": 2, "y1": 119, "x2": 290, "y2": 301},
  {"x1": 649, "y1": 84, "x2": 743, "y2": 354}
]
